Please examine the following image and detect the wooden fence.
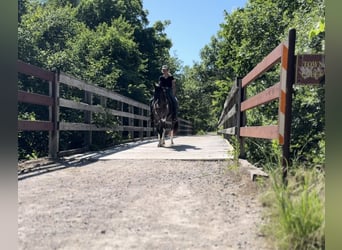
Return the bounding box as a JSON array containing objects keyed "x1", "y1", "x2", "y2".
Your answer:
[
  {"x1": 218, "y1": 29, "x2": 296, "y2": 182},
  {"x1": 18, "y1": 61, "x2": 193, "y2": 158}
]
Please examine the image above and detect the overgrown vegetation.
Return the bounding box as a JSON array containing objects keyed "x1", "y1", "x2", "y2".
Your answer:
[
  {"x1": 243, "y1": 138, "x2": 325, "y2": 249},
  {"x1": 260, "y1": 162, "x2": 325, "y2": 249}
]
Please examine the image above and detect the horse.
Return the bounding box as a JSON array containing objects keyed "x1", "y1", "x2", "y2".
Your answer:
[{"x1": 151, "y1": 85, "x2": 178, "y2": 147}]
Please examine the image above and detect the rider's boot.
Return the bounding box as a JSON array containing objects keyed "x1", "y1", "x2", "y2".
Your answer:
[{"x1": 172, "y1": 113, "x2": 177, "y2": 122}]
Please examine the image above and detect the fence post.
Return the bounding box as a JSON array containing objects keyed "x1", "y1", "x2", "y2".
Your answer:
[
  {"x1": 120, "y1": 102, "x2": 124, "y2": 139},
  {"x1": 139, "y1": 108, "x2": 144, "y2": 139},
  {"x1": 84, "y1": 91, "x2": 92, "y2": 149},
  {"x1": 236, "y1": 77, "x2": 246, "y2": 158},
  {"x1": 280, "y1": 28, "x2": 296, "y2": 184},
  {"x1": 48, "y1": 71, "x2": 59, "y2": 159},
  {"x1": 147, "y1": 107, "x2": 151, "y2": 137},
  {"x1": 129, "y1": 105, "x2": 134, "y2": 139}
]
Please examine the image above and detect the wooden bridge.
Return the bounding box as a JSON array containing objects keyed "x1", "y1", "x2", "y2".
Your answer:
[
  {"x1": 18, "y1": 133, "x2": 235, "y2": 179},
  {"x1": 63, "y1": 133, "x2": 233, "y2": 161},
  {"x1": 18, "y1": 60, "x2": 193, "y2": 159}
]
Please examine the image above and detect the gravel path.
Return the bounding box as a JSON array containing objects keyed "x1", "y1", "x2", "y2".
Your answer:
[{"x1": 18, "y1": 159, "x2": 270, "y2": 250}]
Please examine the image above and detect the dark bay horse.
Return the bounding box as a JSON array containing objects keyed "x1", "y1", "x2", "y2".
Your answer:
[{"x1": 151, "y1": 85, "x2": 178, "y2": 147}]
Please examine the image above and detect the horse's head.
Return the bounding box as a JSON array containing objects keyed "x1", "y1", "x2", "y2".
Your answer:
[
  {"x1": 154, "y1": 85, "x2": 169, "y2": 105},
  {"x1": 154, "y1": 84, "x2": 168, "y2": 97},
  {"x1": 152, "y1": 85, "x2": 169, "y2": 122}
]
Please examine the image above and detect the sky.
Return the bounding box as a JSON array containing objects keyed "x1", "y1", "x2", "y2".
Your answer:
[{"x1": 143, "y1": 0, "x2": 248, "y2": 67}]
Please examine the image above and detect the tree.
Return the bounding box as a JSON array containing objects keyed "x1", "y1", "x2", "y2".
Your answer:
[
  {"x1": 18, "y1": 2, "x2": 82, "y2": 70},
  {"x1": 75, "y1": 0, "x2": 148, "y2": 29}
]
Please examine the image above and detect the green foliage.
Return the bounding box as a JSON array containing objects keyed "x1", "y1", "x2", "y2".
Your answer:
[
  {"x1": 261, "y1": 166, "x2": 325, "y2": 249},
  {"x1": 75, "y1": 0, "x2": 148, "y2": 29},
  {"x1": 92, "y1": 108, "x2": 119, "y2": 129},
  {"x1": 230, "y1": 135, "x2": 240, "y2": 169},
  {"x1": 177, "y1": 65, "x2": 217, "y2": 133},
  {"x1": 18, "y1": 0, "x2": 176, "y2": 159},
  {"x1": 195, "y1": 130, "x2": 206, "y2": 136},
  {"x1": 211, "y1": 79, "x2": 232, "y2": 119},
  {"x1": 291, "y1": 85, "x2": 325, "y2": 165},
  {"x1": 68, "y1": 18, "x2": 144, "y2": 94},
  {"x1": 19, "y1": 2, "x2": 89, "y2": 72},
  {"x1": 18, "y1": 131, "x2": 49, "y2": 159}
]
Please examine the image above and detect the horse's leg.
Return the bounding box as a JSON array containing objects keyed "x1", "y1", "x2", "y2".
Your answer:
[
  {"x1": 162, "y1": 128, "x2": 166, "y2": 145},
  {"x1": 157, "y1": 131, "x2": 161, "y2": 147},
  {"x1": 158, "y1": 132, "x2": 162, "y2": 147},
  {"x1": 157, "y1": 125, "x2": 163, "y2": 147},
  {"x1": 170, "y1": 129, "x2": 174, "y2": 145},
  {"x1": 170, "y1": 120, "x2": 177, "y2": 145}
]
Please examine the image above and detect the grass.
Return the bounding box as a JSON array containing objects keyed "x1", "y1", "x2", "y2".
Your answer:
[
  {"x1": 224, "y1": 135, "x2": 325, "y2": 249},
  {"x1": 260, "y1": 164, "x2": 325, "y2": 249},
  {"x1": 230, "y1": 135, "x2": 240, "y2": 170}
]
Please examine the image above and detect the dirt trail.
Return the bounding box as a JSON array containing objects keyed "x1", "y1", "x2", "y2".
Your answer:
[{"x1": 18, "y1": 159, "x2": 270, "y2": 250}]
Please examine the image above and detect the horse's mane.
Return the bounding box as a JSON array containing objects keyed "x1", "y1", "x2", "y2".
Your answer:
[
  {"x1": 152, "y1": 85, "x2": 171, "y2": 119},
  {"x1": 153, "y1": 85, "x2": 168, "y2": 103}
]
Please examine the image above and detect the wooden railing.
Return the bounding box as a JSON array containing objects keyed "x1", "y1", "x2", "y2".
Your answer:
[
  {"x1": 218, "y1": 29, "x2": 296, "y2": 181},
  {"x1": 18, "y1": 60, "x2": 192, "y2": 158}
]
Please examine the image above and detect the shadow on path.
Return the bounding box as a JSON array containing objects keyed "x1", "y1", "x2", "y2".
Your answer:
[
  {"x1": 167, "y1": 144, "x2": 201, "y2": 152},
  {"x1": 18, "y1": 134, "x2": 228, "y2": 180},
  {"x1": 18, "y1": 139, "x2": 159, "y2": 181}
]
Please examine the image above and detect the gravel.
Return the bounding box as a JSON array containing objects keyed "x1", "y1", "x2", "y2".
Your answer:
[{"x1": 18, "y1": 159, "x2": 271, "y2": 250}]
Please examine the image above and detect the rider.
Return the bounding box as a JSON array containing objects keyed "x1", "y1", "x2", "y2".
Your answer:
[{"x1": 150, "y1": 65, "x2": 178, "y2": 125}]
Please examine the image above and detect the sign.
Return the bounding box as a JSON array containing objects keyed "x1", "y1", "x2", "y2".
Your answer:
[{"x1": 295, "y1": 54, "x2": 325, "y2": 85}]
